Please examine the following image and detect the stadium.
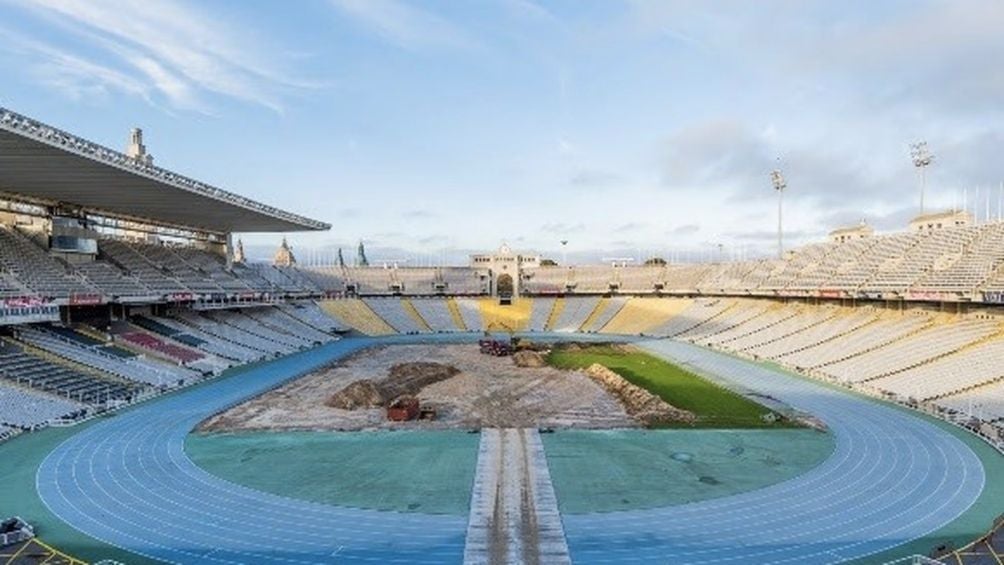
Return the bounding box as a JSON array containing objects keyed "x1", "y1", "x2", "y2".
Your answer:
[
  {"x1": 3, "y1": 4, "x2": 1004, "y2": 563},
  {"x1": 0, "y1": 102, "x2": 1001, "y2": 565}
]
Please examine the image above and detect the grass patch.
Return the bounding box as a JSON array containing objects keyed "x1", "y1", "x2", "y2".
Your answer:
[{"x1": 546, "y1": 344, "x2": 795, "y2": 428}]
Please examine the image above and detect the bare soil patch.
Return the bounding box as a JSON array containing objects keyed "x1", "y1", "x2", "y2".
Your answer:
[{"x1": 199, "y1": 344, "x2": 637, "y2": 432}]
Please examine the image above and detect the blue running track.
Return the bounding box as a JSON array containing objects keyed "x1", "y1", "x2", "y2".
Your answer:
[
  {"x1": 562, "y1": 339, "x2": 985, "y2": 564},
  {"x1": 35, "y1": 335, "x2": 986, "y2": 564}
]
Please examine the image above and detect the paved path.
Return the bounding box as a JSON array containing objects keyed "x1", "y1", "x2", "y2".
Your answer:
[{"x1": 463, "y1": 428, "x2": 570, "y2": 565}]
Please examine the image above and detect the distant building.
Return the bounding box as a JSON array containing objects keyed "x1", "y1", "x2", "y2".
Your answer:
[
  {"x1": 909, "y1": 209, "x2": 972, "y2": 232},
  {"x1": 829, "y1": 221, "x2": 874, "y2": 243},
  {"x1": 125, "y1": 128, "x2": 154, "y2": 165},
  {"x1": 233, "y1": 238, "x2": 245, "y2": 264},
  {"x1": 273, "y1": 237, "x2": 296, "y2": 266},
  {"x1": 470, "y1": 243, "x2": 540, "y2": 298}
]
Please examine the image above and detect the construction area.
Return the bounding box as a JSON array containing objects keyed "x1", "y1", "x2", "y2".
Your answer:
[{"x1": 199, "y1": 343, "x2": 642, "y2": 432}]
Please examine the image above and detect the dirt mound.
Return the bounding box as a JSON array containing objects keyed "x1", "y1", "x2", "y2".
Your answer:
[
  {"x1": 326, "y1": 380, "x2": 383, "y2": 409},
  {"x1": 328, "y1": 362, "x2": 460, "y2": 410},
  {"x1": 383, "y1": 362, "x2": 460, "y2": 399},
  {"x1": 584, "y1": 363, "x2": 696, "y2": 426},
  {"x1": 512, "y1": 350, "x2": 547, "y2": 368}
]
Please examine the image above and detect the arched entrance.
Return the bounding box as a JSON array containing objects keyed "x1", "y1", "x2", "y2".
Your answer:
[{"x1": 496, "y1": 273, "x2": 514, "y2": 299}]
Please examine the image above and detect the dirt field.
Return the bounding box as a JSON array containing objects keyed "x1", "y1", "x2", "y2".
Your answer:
[{"x1": 200, "y1": 344, "x2": 637, "y2": 432}]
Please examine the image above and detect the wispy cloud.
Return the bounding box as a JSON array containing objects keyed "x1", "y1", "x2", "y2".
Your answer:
[
  {"x1": 0, "y1": 26, "x2": 153, "y2": 103},
  {"x1": 329, "y1": 0, "x2": 478, "y2": 51},
  {"x1": 8, "y1": 0, "x2": 313, "y2": 112}
]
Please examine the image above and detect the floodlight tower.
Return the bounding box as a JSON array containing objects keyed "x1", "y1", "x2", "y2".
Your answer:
[
  {"x1": 910, "y1": 141, "x2": 934, "y2": 214},
  {"x1": 770, "y1": 168, "x2": 787, "y2": 259}
]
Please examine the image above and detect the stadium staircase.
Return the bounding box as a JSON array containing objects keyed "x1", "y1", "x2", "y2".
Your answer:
[
  {"x1": 400, "y1": 299, "x2": 433, "y2": 332},
  {"x1": 1, "y1": 339, "x2": 138, "y2": 405},
  {"x1": 578, "y1": 297, "x2": 608, "y2": 331},
  {"x1": 678, "y1": 302, "x2": 771, "y2": 343},
  {"x1": 600, "y1": 297, "x2": 691, "y2": 335},
  {"x1": 117, "y1": 323, "x2": 214, "y2": 366},
  {"x1": 319, "y1": 299, "x2": 396, "y2": 336},
  {"x1": 11, "y1": 337, "x2": 121, "y2": 386},
  {"x1": 544, "y1": 297, "x2": 565, "y2": 331},
  {"x1": 478, "y1": 297, "x2": 532, "y2": 332},
  {"x1": 578, "y1": 297, "x2": 620, "y2": 332},
  {"x1": 706, "y1": 303, "x2": 800, "y2": 346},
  {"x1": 739, "y1": 308, "x2": 840, "y2": 354},
  {"x1": 650, "y1": 298, "x2": 736, "y2": 338},
  {"x1": 445, "y1": 298, "x2": 468, "y2": 331},
  {"x1": 772, "y1": 309, "x2": 881, "y2": 360},
  {"x1": 808, "y1": 313, "x2": 936, "y2": 368},
  {"x1": 859, "y1": 322, "x2": 1004, "y2": 384}
]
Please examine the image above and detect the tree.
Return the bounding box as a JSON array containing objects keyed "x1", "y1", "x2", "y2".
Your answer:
[
  {"x1": 644, "y1": 257, "x2": 667, "y2": 266},
  {"x1": 540, "y1": 258, "x2": 558, "y2": 267},
  {"x1": 337, "y1": 247, "x2": 346, "y2": 268}
]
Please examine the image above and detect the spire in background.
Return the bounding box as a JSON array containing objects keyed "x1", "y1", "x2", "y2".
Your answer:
[{"x1": 273, "y1": 237, "x2": 296, "y2": 266}]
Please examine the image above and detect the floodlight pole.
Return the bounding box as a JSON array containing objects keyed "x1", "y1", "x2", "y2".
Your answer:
[
  {"x1": 910, "y1": 141, "x2": 934, "y2": 214},
  {"x1": 560, "y1": 240, "x2": 568, "y2": 266},
  {"x1": 770, "y1": 168, "x2": 787, "y2": 259}
]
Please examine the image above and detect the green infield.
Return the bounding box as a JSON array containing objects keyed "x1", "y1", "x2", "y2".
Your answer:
[
  {"x1": 545, "y1": 344, "x2": 795, "y2": 428},
  {"x1": 186, "y1": 429, "x2": 479, "y2": 516},
  {"x1": 543, "y1": 428, "x2": 835, "y2": 513}
]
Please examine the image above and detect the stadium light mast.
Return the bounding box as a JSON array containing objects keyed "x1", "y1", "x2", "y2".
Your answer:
[
  {"x1": 770, "y1": 168, "x2": 787, "y2": 259},
  {"x1": 910, "y1": 141, "x2": 934, "y2": 214}
]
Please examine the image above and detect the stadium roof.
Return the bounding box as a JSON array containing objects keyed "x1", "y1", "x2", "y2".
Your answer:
[{"x1": 0, "y1": 107, "x2": 330, "y2": 233}]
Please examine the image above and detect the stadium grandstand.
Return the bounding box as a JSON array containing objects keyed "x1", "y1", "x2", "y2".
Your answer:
[
  {"x1": 0, "y1": 105, "x2": 1002, "y2": 565},
  {"x1": 0, "y1": 106, "x2": 337, "y2": 431}
]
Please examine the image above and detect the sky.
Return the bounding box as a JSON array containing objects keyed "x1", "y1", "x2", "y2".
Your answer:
[{"x1": 1, "y1": 0, "x2": 1003, "y2": 265}]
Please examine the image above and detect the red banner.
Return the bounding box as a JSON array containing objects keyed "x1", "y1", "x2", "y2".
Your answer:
[
  {"x1": 3, "y1": 296, "x2": 47, "y2": 308},
  {"x1": 69, "y1": 293, "x2": 103, "y2": 306}
]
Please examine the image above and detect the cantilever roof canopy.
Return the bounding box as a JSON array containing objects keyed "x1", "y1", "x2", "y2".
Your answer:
[{"x1": 0, "y1": 107, "x2": 330, "y2": 234}]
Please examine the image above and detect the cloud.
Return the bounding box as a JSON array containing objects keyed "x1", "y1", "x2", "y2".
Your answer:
[
  {"x1": 569, "y1": 169, "x2": 623, "y2": 189},
  {"x1": 329, "y1": 0, "x2": 478, "y2": 51},
  {"x1": 669, "y1": 224, "x2": 700, "y2": 236},
  {"x1": 416, "y1": 234, "x2": 448, "y2": 245},
  {"x1": 726, "y1": 228, "x2": 826, "y2": 243},
  {"x1": 660, "y1": 119, "x2": 776, "y2": 188},
  {"x1": 335, "y1": 208, "x2": 362, "y2": 219},
  {"x1": 0, "y1": 27, "x2": 153, "y2": 103},
  {"x1": 658, "y1": 118, "x2": 909, "y2": 209},
  {"x1": 401, "y1": 209, "x2": 436, "y2": 220},
  {"x1": 819, "y1": 206, "x2": 916, "y2": 233},
  {"x1": 614, "y1": 222, "x2": 645, "y2": 233},
  {"x1": 540, "y1": 222, "x2": 586, "y2": 234},
  {"x1": 10, "y1": 0, "x2": 312, "y2": 112}
]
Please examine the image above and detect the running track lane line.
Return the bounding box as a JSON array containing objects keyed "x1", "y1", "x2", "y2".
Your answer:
[{"x1": 35, "y1": 335, "x2": 985, "y2": 564}]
